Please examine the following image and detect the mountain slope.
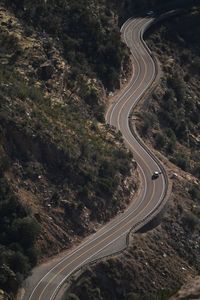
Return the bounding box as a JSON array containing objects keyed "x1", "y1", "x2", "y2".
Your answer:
[
  {"x1": 64, "y1": 7, "x2": 200, "y2": 300},
  {"x1": 0, "y1": 2, "x2": 137, "y2": 296}
]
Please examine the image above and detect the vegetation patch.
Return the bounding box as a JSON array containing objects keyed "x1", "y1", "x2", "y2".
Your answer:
[
  {"x1": 0, "y1": 171, "x2": 40, "y2": 295},
  {"x1": 64, "y1": 6, "x2": 200, "y2": 300},
  {"x1": 138, "y1": 8, "x2": 200, "y2": 178},
  {"x1": 0, "y1": 2, "x2": 138, "y2": 296}
]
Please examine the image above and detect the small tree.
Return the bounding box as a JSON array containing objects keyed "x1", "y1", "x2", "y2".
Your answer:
[{"x1": 155, "y1": 132, "x2": 166, "y2": 149}]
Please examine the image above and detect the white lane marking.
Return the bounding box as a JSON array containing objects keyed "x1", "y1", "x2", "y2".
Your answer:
[
  {"x1": 125, "y1": 20, "x2": 166, "y2": 196},
  {"x1": 36, "y1": 162, "x2": 148, "y2": 300},
  {"x1": 114, "y1": 17, "x2": 165, "y2": 202},
  {"x1": 50, "y1": 166, "x2": 161, "y2": 300},
  {"x1": 28, "y1": 161, "x2": 147, "y2": 299},
  {"x1": 39, "y1": 18, "x2": 160, "y2": 300},
  {"x1": 49, "y1": 173, "x2": 155, "y2": 300},
  {"x1": 121, "y1": 18, "x2": 166, "y2": 221},
  {"x1": 27, "y1": 19, "x2": 148, "y2": 300},
  {"x1": 105, "y1": 19, "x2": 140, "y2": 122},
  {"x1": 49, "y1": 229, "x2": 130, "y2": 300},
  {"x1": 117, "y1": 19, "x2": 153, "y2": 128},
  {"x1": 108, "y1": 19, "x2": 159, "y2": 201},
  {"x1": 106, "y1": 19, "x2": 145, "y2": 124},
  {"x1": 28, "y1": 17, "x2": 167, "y2": 300}
]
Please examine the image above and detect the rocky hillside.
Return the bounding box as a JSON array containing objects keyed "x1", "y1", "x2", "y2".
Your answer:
[
  {"x1": 140, "y1": 7, "x2": 200, "y2": 179},
  {"x1": 107, "y1": 0, "x2": 198, "y2": 22},
  {"x1": 0, "y1": 1, "x2": 138, "y2": 297},
  {"x1": 64, "y1": 7, "x2": 200, "y2": 300},
  {"x1": 169, "y1": 276, "x2": 200, "y2": 299},
  {"x1": 64, "y1": 170, "x2": 200, "y2": 300}
]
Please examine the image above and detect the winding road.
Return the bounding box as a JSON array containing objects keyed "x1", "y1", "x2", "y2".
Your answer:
[{"x1": 22, "y1": 16, "x2": 169, "y2": 300}]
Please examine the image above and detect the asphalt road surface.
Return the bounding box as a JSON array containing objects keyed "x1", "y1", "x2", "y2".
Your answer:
[{"x1": 22, "y1": 16, "x2": 168, "y2": 300}]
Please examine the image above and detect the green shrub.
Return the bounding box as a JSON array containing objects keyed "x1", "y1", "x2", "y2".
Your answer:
[
  {"x1": 193, "y1": 164, "x2": 200, "y2": 179},
  {"x1": 10, "y1": 217, "x2": 40, "y2": 249},
  {"x1": 170, "y1": 153, "x2": 188, "y2": 171},
  {"x1": 155, "y1": 132, "x2": 166, "y2": 149},
  {"x1": 189, "y1": 185, "x2": 200, "y2": 202},
  {"x1": 182, "y1": 212, "x2": 199, "y2": 231},
  {"x1": 0, "y1": 174, "x2": 40, "y2": 293},
  {"x1": 8, "y1": 0, "x2": 126, "y2": 90}
]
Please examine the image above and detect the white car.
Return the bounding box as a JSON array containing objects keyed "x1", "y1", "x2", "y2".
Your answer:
[{"x1": 152, "y1": 171, "x2": 159, "y2": 179}]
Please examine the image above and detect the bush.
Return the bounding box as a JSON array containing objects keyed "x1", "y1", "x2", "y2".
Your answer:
[
  {"x1": 169, "y1": 75, "x2": 186, "y2": 103},
  {"x1": 155, "y1": 132, "x2": 166, "y2": 149},
  {"x1": 0, "y1": 175, "x2": 40, "y2": 293},
  {"x1": 7, "y1": 251, "x2": 30, "y2": 275},
  {"x1": 189, "y1": 186, "x2": 200, "y2": 202},
  {"x1": 170, "y1": 152, "x2": 188, "y2": 171},
  {"x1": 193, "y1": 164, "x2": 200, "y2": 179},
  {"x1": 182, "y1": 212, "x2": 199, "y2": 232},
  {"x1": 10, "y1": 217, "x2": 40, "y2": 249},
  {"x1": 141, "y1": 113, "x2": 157, "y2": 136}
]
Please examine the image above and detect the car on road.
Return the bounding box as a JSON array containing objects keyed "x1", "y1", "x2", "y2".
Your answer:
[{"x1": 152, "y1": 171, "x2": 159, "y2": 180}]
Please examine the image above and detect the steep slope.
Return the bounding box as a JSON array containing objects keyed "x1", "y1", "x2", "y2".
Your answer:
[
  {"x1": 64, "y1": 173, "x2": 200, "y2": 300},
  {"x1": 64, "y1": 7, "x2": 200, "y2": 300},
  {"x1": 0, "y1": 2, "x2": 137, "y2": 297},
  {"x1": 169, "y1": 276, "x2": 200, "y2": 300},
  {"x1": 140, "y1": 7, "x2": 200, "y2": 179},
  {"x1": 106, "y1": 0, "x2": 198, "y2": 22}
]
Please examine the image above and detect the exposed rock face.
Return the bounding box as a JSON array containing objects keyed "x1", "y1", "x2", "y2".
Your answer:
[{"x1": 170, "y1": 277, "x2": 200, "y2": 300}]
